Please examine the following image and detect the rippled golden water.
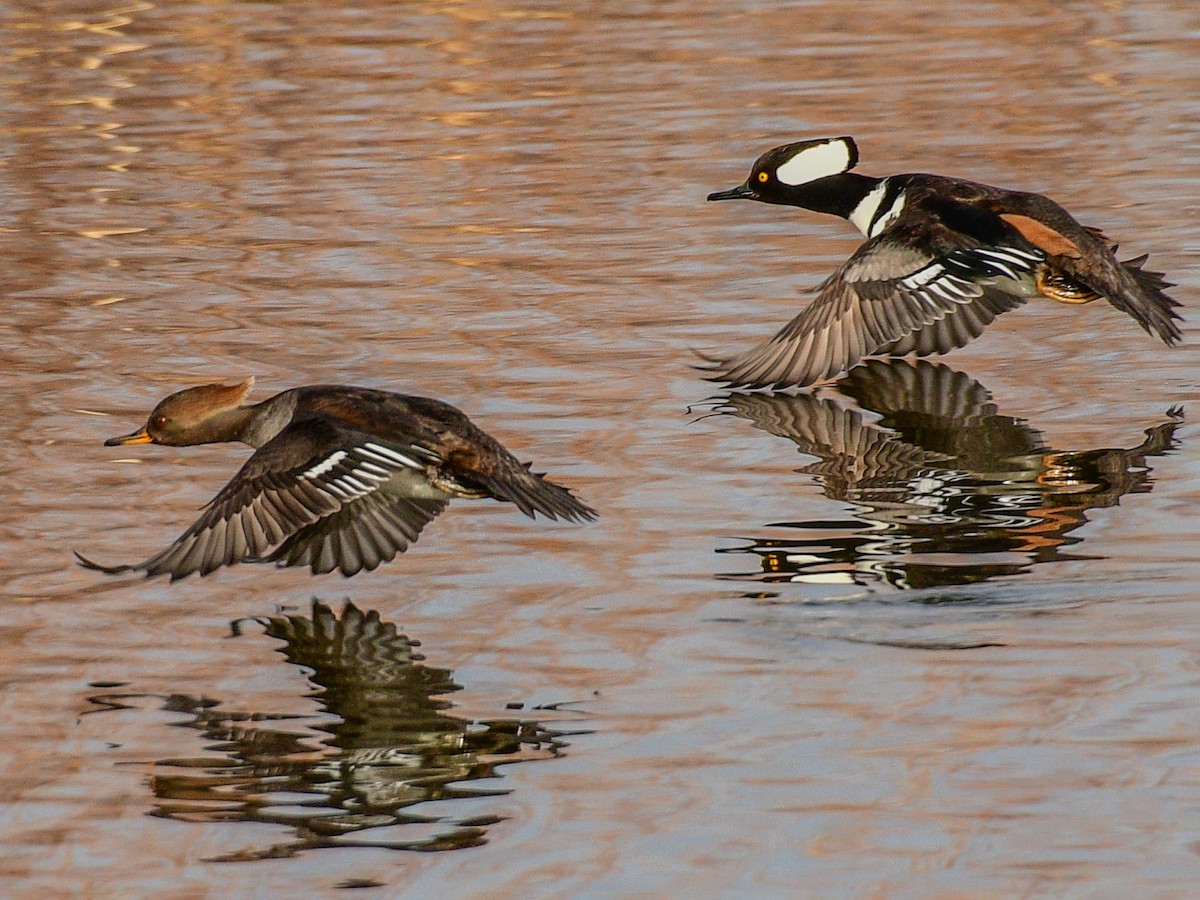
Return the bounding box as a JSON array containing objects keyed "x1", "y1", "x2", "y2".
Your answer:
[{"x1": 3, "y1": 0, "x2": 1199, "y2": 895}]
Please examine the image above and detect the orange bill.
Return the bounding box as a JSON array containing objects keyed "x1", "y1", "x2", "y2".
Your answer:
[{"x1": 105, "y1": 427, "x2": 153, "y2": 446}]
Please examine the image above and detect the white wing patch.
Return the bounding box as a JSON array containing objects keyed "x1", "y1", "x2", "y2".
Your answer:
[
  {"x1": 972, "y1": 247, "x2": 1041, "y2": 279},
  {"x1": 899, "y1": 246, "x2": 1043, "y2": 308},
  {"x1": 898, "y1": 259, "x2": 986, "y2": 309},
  {"x1": 357, "y1": 443, "x2": 424, "y2": 470},
  {"x1": 775, "y1": 139, "x2": 854, "y2": 186},
  {"x1": 926, "y1": 280, "x2": 967, "y2": 302},
  {"x1": 901, "y1": 263, "x2": 944, "y2": 289},
  {"x1": 300, "y1": 442, "x2": 431, "y2": 506},
  {"x1": 320, "y1": 476, "x2": 373, "y2": 501},
  {"x1": 355, "y1": 460, "x2": 392, "y2": 479},
  {"x1": 302, "y1": 450, "x2": 347, "y2": 479}
]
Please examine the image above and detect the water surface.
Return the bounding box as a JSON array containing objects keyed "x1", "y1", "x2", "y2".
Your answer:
[{"x1": 2, "y1": 0, "x2": 1199, "y2": 896}]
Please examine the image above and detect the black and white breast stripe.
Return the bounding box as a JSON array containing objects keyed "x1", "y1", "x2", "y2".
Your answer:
[{"x1": 848, "y1": 178, "x2": 909, "y2": 238}]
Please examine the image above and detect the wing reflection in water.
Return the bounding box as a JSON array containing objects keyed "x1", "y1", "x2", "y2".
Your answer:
[
  {"x1": 87, "y1": 600, "x2": 582, "y2": 861},
  {"x1": 719, "y1": 360, "x2": 1182, "y2": 592}
]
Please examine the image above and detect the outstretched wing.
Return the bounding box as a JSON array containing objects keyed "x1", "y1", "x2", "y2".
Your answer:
[
  {"x1": 705, "y1": 235, "x2": 1041, "y2": 390},
  {"x1": 76, "y1": 419, "x2": 449, "y2": 580},
  {"x1": 263, "y1": 490, "x2": 446, "y2": 576}
]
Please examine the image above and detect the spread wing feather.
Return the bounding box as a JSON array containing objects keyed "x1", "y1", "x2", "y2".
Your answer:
[
  {"x1": 75, "y1": 419, "x2": 447, "y2": 581},
  {"x1": 264, "y1": 493, "x2": 447, "y2": 576},
  {"x1": 705, "y1": 233, "x2": 1043, "y2": 390}
]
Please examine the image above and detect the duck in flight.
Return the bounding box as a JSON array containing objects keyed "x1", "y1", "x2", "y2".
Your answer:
[
  {"x1": 705, "y1": 137, "x2": 1181, "y2": 390},
  {"x1": 77, "y1": 378, "x2": 595, "y2": 580}
]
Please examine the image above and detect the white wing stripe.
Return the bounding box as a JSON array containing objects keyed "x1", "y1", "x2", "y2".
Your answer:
[
  {"x1": 322, "y1": 481, "x2": 354, "y2": 500},
  {"x1": 335, "y1": 474, "x2": 373, "y2": 494},
  {"x1": 979, "y1": 258, "x2": 1021, "y2": 279},
  {"x1": 901, "y1": 264, "x2": 942, "y2": 288},
  {"x1": 302, "y1": 450, "x2": 347, "y2": 479},
  {"x1": 926, "y1": 281, "x2": 958, "y2": 302},
  {"x1": 357, "y1": 444, "x2": 423, "y2": 469},
  {"x1": 977, "y1": 247, "x2": 1038, "y2": 262},
  {"x1": 974, "y1": 248, "x2": 1041, "y2": 279},
  {"x1": 944, "y1": 277, "x2": 978, "y2": 299}
]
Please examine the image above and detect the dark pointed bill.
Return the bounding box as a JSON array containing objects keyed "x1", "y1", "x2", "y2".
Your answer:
[{"x1": 707, "y1": 184, "x2": 756, "y2": 202}]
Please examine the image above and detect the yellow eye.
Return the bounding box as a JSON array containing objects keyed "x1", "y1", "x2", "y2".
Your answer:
[{"x1": 757, "y1": 171, "x2": 769, "y2": 183}]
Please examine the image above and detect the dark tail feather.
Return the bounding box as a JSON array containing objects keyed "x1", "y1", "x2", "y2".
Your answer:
[
  {"x1": 1119, "y1": 254, "x2": 1183, "y2": 346},
  {"x1": 472, "y1": 470, "x2": 597, "y2": 523},
  {"x1": 1123, "y1": 254, "x2": 1176, "y2": 291}
]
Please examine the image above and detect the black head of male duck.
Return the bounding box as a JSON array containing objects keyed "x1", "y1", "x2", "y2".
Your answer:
[
  {"x1": 705, "y1": 136, "x2": 1182, "y2": 389},
  {"x1": 77, "y1": 378, "x2": 596, "y2": 580}
]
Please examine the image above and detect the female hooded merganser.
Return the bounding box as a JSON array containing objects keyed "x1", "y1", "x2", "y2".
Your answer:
[
  {"x1": 77, "y1": 378, "x2": 596, "y2": 580},
  {"x1": 705, "y1": 136, "x2": 1182, "y2": 389}
]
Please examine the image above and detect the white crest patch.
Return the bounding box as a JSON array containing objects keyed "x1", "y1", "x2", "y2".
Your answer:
[{"x1": 775, "y1": 139, "x2": 853, "y2": 186}]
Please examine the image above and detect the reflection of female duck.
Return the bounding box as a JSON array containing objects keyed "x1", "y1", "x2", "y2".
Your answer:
[
  {"x1": 719, "y1": 360, "x2": 1182, "y2": 589},
  {"x1": 126, "y1": 600, "x2": 569, "y2": 859}
]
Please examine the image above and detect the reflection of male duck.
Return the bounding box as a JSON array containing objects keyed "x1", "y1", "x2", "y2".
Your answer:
[
  {"x1": 102, "y1": 600, "x2": 572, "y2": 860},
  {"x1": 719, "y1": 360, "x2": 1182, "y2": 591}
]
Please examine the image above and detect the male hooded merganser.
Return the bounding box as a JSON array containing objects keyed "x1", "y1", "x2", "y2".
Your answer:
[
  {"x1": 705, "y1": 136, "x2": 1182, "y2": 389},
  {"x1": 76, "y1": 378, "x2": 596, "y2": 580}
]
